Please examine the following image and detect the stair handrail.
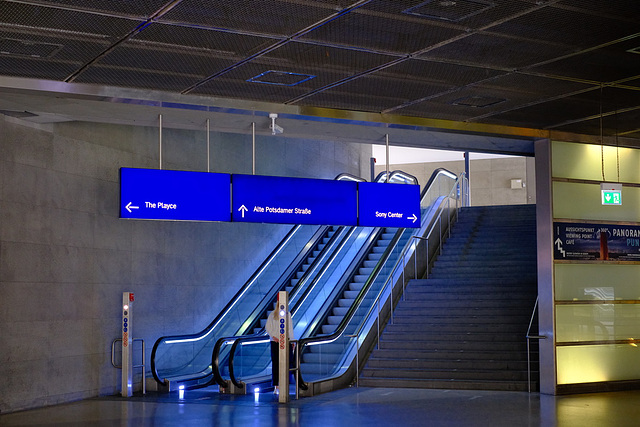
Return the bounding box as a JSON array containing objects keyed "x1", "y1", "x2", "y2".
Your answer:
[
  {"x1": 526, "y1": 296, "x2": 546, "y2": 393},
  {"x1": 300, "y1": 170, "x2": 466, "y2": 390},
  {"x1": 349, "y1": 173, "x2": 465, "y2": 385}
]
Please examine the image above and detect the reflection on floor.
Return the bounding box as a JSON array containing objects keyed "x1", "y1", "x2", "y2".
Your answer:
[{"x1": 2, "y1": 386, "x2": 640, "y2": 426}]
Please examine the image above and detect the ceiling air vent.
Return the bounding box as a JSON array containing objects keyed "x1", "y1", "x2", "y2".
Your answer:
[
  {"x1": 452, "y1": 96, "x2": 506, "y2": 108},
  {"x1": 404, "y1": 0, "x2": 494, "y2": 22},
  {"x1": 247, "y1": 70, "x2": 315, "y2": 86},
  {"x1": 0, "y1": 38, "x2": 63, "y2": 58}
]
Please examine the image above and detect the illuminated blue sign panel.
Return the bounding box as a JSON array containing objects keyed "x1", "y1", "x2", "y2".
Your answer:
[
  {"x1": 120, "y1": 168, "x2": 231, "y2": 222},
  {"x1": 232, "y1": 174, "x2": 358, "y2": 226},
  {"x1": 358, "y1": 182, "x2": 421, "y2": 228}
]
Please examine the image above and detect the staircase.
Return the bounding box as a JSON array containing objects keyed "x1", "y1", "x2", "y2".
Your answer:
[{"x1": 360, "y1": 204, "x2": 538, "y2": 391}]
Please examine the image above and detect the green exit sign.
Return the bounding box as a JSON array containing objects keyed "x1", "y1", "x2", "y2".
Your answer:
[{"x1": 601, "y1": 183, "x2": 622, "y2": 206}]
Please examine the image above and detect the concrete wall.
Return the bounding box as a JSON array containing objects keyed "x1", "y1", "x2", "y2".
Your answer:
[
  {"x1": 0, "y1": 115, "x2": 369, "y2": 413},
  {"x1": 376, "y1": 157, "x2": 535, "y2": 206}
]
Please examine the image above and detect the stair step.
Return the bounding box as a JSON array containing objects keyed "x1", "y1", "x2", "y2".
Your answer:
[
  {"x1": 361, "y1": 367, "x2": 529, "y2": 381},
  {"x1": 357, "y1": 377, "x2": 532, "y2": 392}
]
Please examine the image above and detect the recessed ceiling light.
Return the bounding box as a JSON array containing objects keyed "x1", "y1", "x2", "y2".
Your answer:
[
  {"x1": 403, "y1": 0, "x2": 494, "y2": 22},
  {"x1": 247, "y1": 70, "x2": 315, "y2": 86},
  {"x1": 0, "y1": 38, "x2": 62, "y2": 58},
  {"x1": 452, "y1": 96, "x2": 506, "y2": 108}
]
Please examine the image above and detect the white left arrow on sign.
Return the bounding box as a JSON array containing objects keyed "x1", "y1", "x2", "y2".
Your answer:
[
  {"x1": 126, "y1": 202, "x2": 139, "y2": 213},
  {"x1": 238, "y1": 204, "x2": 248, "y2": 218}
]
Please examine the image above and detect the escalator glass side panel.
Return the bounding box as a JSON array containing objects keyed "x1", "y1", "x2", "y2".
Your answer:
[
  {"x1": 152, "y1": 224, "x2": 319, "y2": 383},
  {"x1": 218, "y1": 226, "x2": 377, "y2": 386},
  {"x1": 215, "y1": 225, "x2": 352, "y2": 385}
]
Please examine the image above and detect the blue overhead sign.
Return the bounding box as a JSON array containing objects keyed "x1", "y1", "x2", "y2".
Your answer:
[
  {"x1": 358, "y1": 182, "x2": 421, "y2": 228},
  {"x1": 232, "y1": 174, "x2": 358, "y2": 226},
  {"x1": 120, "y1": 168, "x2": 231, "y2": 222}
]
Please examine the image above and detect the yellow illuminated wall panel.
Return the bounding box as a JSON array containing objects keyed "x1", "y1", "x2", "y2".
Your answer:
[{"x1": 552, "y1": 140, "x2": 640, "y2": 388}]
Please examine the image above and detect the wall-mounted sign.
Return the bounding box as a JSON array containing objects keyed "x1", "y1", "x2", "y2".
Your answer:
[
  {"x1": 231, "y1": 174, "x2": 358, "y2": 226},
  {"x1": 120, "y1": 168, "x2": 231, "y2": 222},
  {"x1": 358, "y1": 182, "x2": 421, "y2": 228},
  {"x1": 601, "y1": 183, "x2": 622, "y2": 205},
  {"x1": 554, "y1": 222, "x2": 640, "y2": 261}
]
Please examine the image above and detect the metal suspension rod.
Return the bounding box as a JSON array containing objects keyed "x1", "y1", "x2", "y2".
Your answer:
[
  {"x1": 385, "y1": 134, "x2": 389, "y2": 183},
  {"x1": 158, "y1": 114, "x2": 162, "y2": 170},
  {"x1": 206, "y1": 119, "x2": 210, "y2": 173}
]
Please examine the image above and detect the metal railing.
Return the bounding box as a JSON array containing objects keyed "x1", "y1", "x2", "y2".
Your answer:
[
  {"x1": 111, "y1": 338, "x2": 146, "y2": 395},
  {"x1": 526, "y1": 296, "x2": 546, "y2": 393},
  {"x1": 350, "y1": 176, "x2": 465, "y2": 386}
]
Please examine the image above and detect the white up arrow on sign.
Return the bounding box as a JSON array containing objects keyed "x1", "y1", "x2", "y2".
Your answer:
[{"x1": 238, "y1": 204, "x2": 248, "y2": 218}]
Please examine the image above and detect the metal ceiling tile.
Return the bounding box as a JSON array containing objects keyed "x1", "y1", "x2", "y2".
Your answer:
[
  {"x1": 491, "y1": 5, "x2": 639, "y2": 49},
  {"x1": 475, "y1": 73, "x2": 595, "y2": 98},
  {"x1": 294, "y1": 89, "x2": 408, "y2": 113},
  {"x1": 525, "y1": 38, "x2": 640, "y2": 84},
  {"x1": 420, "y1": 32, "x2": 576, "y2": 70},
  {"x1": 300, "y1": 11, "x2": 463, "y2": 54},
  {"x1": 0, "y1": 2, "x2": 144, "y2": 39},
  {"x1": 72, "y1": 65, "x2": 204, "y2": 92},
  {"x1": 85, "y1": 42, "x2": 240, "y2": 80},
  {"x1": 481, "y1": 98, "x2": 600, "y2": 129},
  {"x1": 567, "y1": 87, "x2": 640, "y2": 113},
  {"x1": 262, "y1": 42, "x2": 399, "y2": 73},
  {"x1": 379, "y1": 58, "x2": 506, "y2": 88},
  {"x1": 390, "y1": 99, "x2": 491, "y2": 121},
  {"x1": 361, "y1": 0, "x2": 536, "y2": 30},
  {"x1": 0, "y1": 52, "x2": 84, "y2": 82},
  {"x1": 132, "y1": 23, "x2": 275, "y2": 59},
  {"x1": 557, "y1": 0, "x2": 640, "y2": 22},
  {"x1": 298, "y1": 74, "x2": 452, "y2": 111},
  {"x1": 393, "y1": 83, "x2": 558, "y2": 121},
  {"x1": 548, "y1": 108, "x2": 640, "y2": 139},
  {"x1": 9, "y1": 0, "x2": 172, "y2": 19},
  {"x1": 309, "y1": 59, "x2": 509, "y2": 112},
  {"x1": 0, "y1": 30, "x2": 111, "y2": 80},
  {"x1": 158, "y1": 0, "x2": 343, "y2": 37}
]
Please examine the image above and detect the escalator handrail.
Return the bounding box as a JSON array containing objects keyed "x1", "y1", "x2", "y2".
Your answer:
[
  {"x1": 219, "y1": 170, "x2": 420, "y2": 389},
  {"x1": 296, "y1": 168, "x2": 461, "y2": 388},
  {"x1": 375, "y1": 170, "x2": 419, "y2": 184},
  {"x1": 211, "y1": 224, "x2": 351, "y2": 388},
  {"x1": 151, "y1": 223, "x2": 298, "y2": 384},
  {"x1": 296, "y1": 226, "x2": 404, "y2": 389},
  {"x1": 236, "y1": 225, "x2": 331, "y2": 336},
  {"x1": 151, "y1": 174, "x2": 358, "y2": 385},
  {"x1": 220, "y1": 225, "x2": 381, "y2": 389}
]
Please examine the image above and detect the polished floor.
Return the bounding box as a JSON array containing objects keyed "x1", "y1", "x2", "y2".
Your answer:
[{"x1": 2, "y1": 386, "x2": 640, "y2": 427}]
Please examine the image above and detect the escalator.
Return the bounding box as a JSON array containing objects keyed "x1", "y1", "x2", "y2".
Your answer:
[
  {"x1": 210, "y1": 171, "x2": 418, "y2": 392},
  {"x1": 214, "y1": 169, "x2": 466, "y2": 394},
  {"x1": 150, "y1": 173, "x2": 364, "y2": 391}
]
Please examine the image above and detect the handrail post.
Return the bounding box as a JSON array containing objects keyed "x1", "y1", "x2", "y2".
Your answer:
[
  {"x1": 111, "y1": 338, "x2": 146, "y2": 395},
  {"x1": 525, "y1": 297, "x2": 546, "y2": 393}
]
